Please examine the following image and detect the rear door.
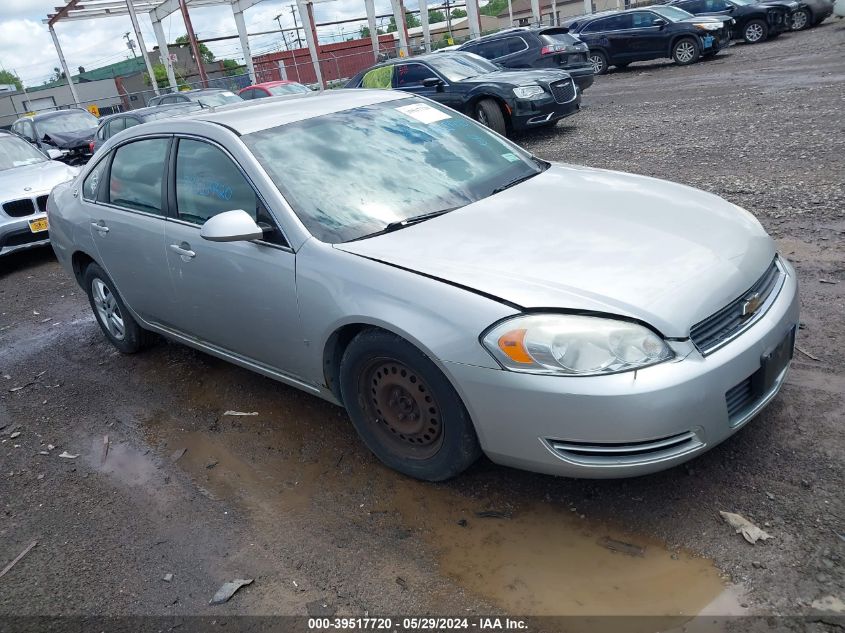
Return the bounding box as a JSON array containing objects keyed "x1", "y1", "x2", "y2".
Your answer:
[
  {"x1": 82, "y1": 137, "x2": 172, "y2": 321},
  {"x1": 599, "y1": 14, "x2": 639, "y2": 62},
  {"x1": 161, "y1": 136, "x2": 306, "y2": 377}
]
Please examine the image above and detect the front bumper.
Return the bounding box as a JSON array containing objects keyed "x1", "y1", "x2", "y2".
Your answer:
[
  {"x1": 0, "y1": 213, "x2": 50, "y2": 256},
  {"x1": 510, "y1": 84, "x2": 581, "y2": 130},
  {"x1": 443, "y1": 257, "x2": 800, "y2": 478}
]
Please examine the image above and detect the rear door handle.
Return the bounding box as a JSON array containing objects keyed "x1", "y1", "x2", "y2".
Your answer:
[
  {"x1": 91, "y1": 221, "x2": 109, "y2": 234},
  {"x1": 169, "y1": 242, "x2": 196, "y2": 261}
]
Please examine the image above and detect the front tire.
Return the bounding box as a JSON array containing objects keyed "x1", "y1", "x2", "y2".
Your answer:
[
  {"x1": 672, "y1": 37, "x2": 700, "y2": 65},
  {"x1": 589, "y1": 50, "x2": 608, "y2": 75},
  {"x1": 474, "y1": 99, "x2": 507, "y2": 137},
  {"x1": 743, "y1": 19, "x2": 768, "y2": 43},
  {"x1": 339, "y1": 329, "x2": 482, "y2": 481},
  {"x1": 790, "y1": 8, "x2": 810, "y2": 30},
  {"x1": 83, "y1": 262, "x2": 152, "y2": 354}
]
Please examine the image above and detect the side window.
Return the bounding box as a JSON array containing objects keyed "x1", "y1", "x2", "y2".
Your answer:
[
  {"x1": 240, "y1": 89, "x2": 254, "y2": 100},
  {"x1": 684, "y1": 0, "x2": 706, "y2": 10},
  {"x1": 123, "y1": 117, "x2": 140, "y2": 130},
  {"x1": 631, "y1": 12, "x2": 659, "y2": 27},
  {"x1": 704, "y1": 0, "x2": 728, "y2": 10},
  {"x1": 582, "y1": 18, "x2": 606, "y2": 32},
  {"x1": 174, "y1": 139, "x2": 286, "y2": 246},
  {"x1": 504, "y1": 37, "x2": 527, "y2": 54},
  {"x1": 395, "y1": 63, "x2": 438, "y2": 88},
  {"x1": 17, "y1": 121, "x2": 35, "y2": 141},
  {"x1": 106, "y1": 117, "x2": 126, "y2": 139},
  {"x1": 83, "y1": 157, "x2": 109, "y2": 202},
  {"x1": 108, "y1": 138, "x2": 168, "y2": 214},
  {"x1": 361, "y1": 66, "x2": 394, "y2": 89}
]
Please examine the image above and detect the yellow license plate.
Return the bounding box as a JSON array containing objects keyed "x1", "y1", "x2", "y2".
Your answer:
[{"x1": 29, "y1": 218, "x2": 49, "y2": 233}]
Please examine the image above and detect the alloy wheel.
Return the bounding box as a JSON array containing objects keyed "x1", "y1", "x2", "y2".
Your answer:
[
  {"x1": 358, "y1": 358, "x2": 444, "y2": 460},
  {"x1": 746, "y1": 23, "x2": 765, "y2": 42},
  {"x1": 91, "y1": 278, "x2": 125, "y2": 341},
  {"x1": 791, "y1": 10, "x2": 808, "y2": 29},
  {"x1": 476, "y1": 107, "x2": 489, "y2": 127},
  {"x1": 589, "y1": 54, "x2": 605, "y2": 74},
  {"x1": 675, "y1": 41, "x2": 696, "y2": 63}
]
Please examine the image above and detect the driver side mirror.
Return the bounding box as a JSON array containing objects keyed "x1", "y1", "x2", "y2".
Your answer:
[
  {"x1": 653, "y1": 17, "x2": 667, "y2": 26},
  {"x1": 422, "y1": 77, "x2": 445, "y2": 90},
  {"x1": 200, "y1": 209, "x2": 264, "y2": 243}
]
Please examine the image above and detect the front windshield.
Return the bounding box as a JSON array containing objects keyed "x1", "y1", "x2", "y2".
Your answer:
[
  {"x1": 38, "y1": 111, "x2": 98, "y2": 136},
  {"x1": 0, "y1": 134, "x2": 47, "y2": 170},
  {"x1": 650, "y1": 5, "x2": 694, "y2": 20},
  {"x1": 426, "y1": 53, "x2": 499, "y2": 81},
  {"x1": 243, "y1": 97, "x2": 542, "y2": 243},
  {"x1": 268, "y1": 83, "x2": 311, "y2": 96},
  {"x1": 195, "y1": 91, "x2": 243, "y2": 106}
]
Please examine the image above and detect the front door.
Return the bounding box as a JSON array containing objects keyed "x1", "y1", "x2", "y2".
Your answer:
[
  {"x1": 393, "y1": 62, "x2": 459, "y2": 109},
  {"x1": 161, "y1": 137, "x2": 307, "y2": 379},
  {"x1": 81, "y1": 137, "x2": 171, "y2": 322}
]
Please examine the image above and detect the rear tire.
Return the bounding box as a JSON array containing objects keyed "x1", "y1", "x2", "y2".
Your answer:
[
  {"x1": 672, "y1": 37, "x2": 700, "y2": 65},
  {"x1": 474, "y1": 99, "x2": 507, "y2": 137},
  {"x1": 743, "y1": 19, "x2": 768, "y2": 43},
  {"x1": 790, "y1": 8, "x2": 810, "y2": 30},
  {"x1": 589, "y1": 50, "x2": 608, "y2": 75},
  {"x1": 83, "y1": 262, "x2": 153, "y2": 354},
  {"x1": 339, "y1": 329, "x2": 482, "y2": 481}
]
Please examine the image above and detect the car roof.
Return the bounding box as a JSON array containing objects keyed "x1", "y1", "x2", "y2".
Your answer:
[
  {"x1": 249, "y1": 81, "x2": 299, "y2": 88},
  {"x1": 462, "y1": 25, "x2": 571, "y2": 41},
  {"x1": 179, "y1": 88, "x2": 410, "y2": 135},
  {"x1": 97, "y1": 103, "x2": 200, "y2": 126}
]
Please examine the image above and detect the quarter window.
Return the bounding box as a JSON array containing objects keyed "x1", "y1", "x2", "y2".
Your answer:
[
  {"x1": 174, "y1": 139, "x2": 285, "y2": 245},
  {"x1": 108, "y1": 138, "x2": 168, "y2": 214},
  {"x1": 631, "y1": 12, "x2": 660, "y2": 27}
]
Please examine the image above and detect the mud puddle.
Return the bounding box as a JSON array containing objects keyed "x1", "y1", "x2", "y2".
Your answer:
[{"x1": 132, "y1": 406, "x2": 740, "y2": 620}]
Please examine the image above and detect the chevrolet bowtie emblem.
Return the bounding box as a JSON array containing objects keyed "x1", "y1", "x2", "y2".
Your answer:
[{"x1": 741, "y1": 292, "x2": 762, "y2": 318}]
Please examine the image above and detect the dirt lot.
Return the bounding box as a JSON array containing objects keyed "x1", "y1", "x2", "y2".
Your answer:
[{"x1": 1, "y1": 21, "x2": 843, "y2": 631}]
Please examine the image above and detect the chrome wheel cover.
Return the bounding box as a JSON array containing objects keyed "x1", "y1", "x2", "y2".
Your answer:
[{"x1": 92, "y1": 278, "x2": 125, "y2": 341}]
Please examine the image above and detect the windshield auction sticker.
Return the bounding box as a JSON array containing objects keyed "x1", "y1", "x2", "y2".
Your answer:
[{"x1": 395, "y1": 103, "x2": 451, "y2": 124}]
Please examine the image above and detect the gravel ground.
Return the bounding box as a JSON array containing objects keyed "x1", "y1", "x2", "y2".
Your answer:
[{"x1": 0, "y1": 21, "x2": 843, "y2": 630}]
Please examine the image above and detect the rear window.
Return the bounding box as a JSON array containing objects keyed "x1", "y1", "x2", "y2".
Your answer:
[{"x1": 539, "y1": 30, "x2": 580, "y2": 45}]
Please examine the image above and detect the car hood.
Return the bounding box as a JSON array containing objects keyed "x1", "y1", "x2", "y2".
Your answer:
[
  {"x1": 336, "y1": 164, "x2": 775, "y2": 337},
  {"x1": 0, "y1": 160, "x2": 78, "y2": 199},
  {"x1": 465, "y1": 68, "x2": 572, "y2": 86},
  {"x1": 43, "y1": 128, "x2": 97, "y2": 149},
  {"x1": 679, "y1": 15, "x2": 733, "y2": 23},
  {"x1": 757, "y1": 0, "x2": 800, "y2": 8}
]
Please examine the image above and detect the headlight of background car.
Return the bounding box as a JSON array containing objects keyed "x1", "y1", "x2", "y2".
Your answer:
[
  {"x1": 482, "y1": 314, "x2": 674, "y2": 376},
  {"x1": 513, "y1": 85, "x2": 545, "y2": 99},
  {"x1": 694, "y1": 22, "x2": 722, "y2": 30}
]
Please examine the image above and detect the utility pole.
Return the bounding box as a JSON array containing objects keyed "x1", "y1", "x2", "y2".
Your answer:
[
  {"x1": 179, "y1": 0, "x2": 209, "y2": 87},
  {"x1": 444, "y1": 0, "x2": 453, "y2": 39},
  {"x1": 274, "y1": 15, "x2": 290, "y2": 50},
  {"x1": 124, "y1": 32, "x2": 137, "y2": 58},
  {"x1": 290, "y1": 4, "x2": 303, "y2": 48}
]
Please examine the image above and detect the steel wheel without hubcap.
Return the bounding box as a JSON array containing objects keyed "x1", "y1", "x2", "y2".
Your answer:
[
  {"x1": 745, "y1": 22, "x2": 765, "y2": 42},
  {"x1": 675, "y1": 41, "x2": 696, "y2": 63},
  {"x1": 358, "y1": 357, "x2": 444, "y2": 460},
  {"x1": 91, "y1": 278, "x2": 125, "y2": 341}
]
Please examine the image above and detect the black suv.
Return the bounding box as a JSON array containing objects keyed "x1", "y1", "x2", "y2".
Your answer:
[
  {"x1": 667, "y1": 0, "x2": 791, "y2": 43},
  {"x1": 346, "y1": 52, "x2": 580, "y2": 137},
  {"x1": 457, "y1": 27, "x2": 595, "y2": 92},
  {"x1": 564, "y1": 6, "x2": 733, "y2": 74}
]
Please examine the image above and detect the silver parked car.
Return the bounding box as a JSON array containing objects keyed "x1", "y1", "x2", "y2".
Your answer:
[
  {"x1": 0, "y1": 131, "x2": 79, "y2": 257},
  {"x1": 47, "y1": 91, "x2": 799, "y2": 481}
]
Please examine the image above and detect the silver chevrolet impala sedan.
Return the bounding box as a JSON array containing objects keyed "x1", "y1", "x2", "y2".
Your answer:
[{"x1": 47, "y1": 90, "x2": 799, "y2": 481}]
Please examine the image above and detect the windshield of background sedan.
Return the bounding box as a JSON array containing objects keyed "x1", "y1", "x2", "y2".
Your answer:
[
  {"x1": 650, "y1": 5, "x2": 695, "y2": 20},
  {"x1": 425, "y1": 53, "x2": 499, "y2": 81},
  {"x1": 268, "y1": 83, "x2": 311, "y2": 96},
  {"x1": 243, "y1": 97, "x2": 542, "y2": 243},
  {"x1": 38, "y1": 111, "x2": 99, "y2": 137},
  {"x1": 0, "y1": 135, "x2": 47, "y2": 170}
]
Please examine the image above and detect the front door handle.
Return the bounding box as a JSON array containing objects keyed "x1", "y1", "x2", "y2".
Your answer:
[
  {"x1": 169, "y1": 242, "x2": 196, "y2": 261},
  {"x1": 91, "y1": 221, "x2": 109, "y2": 234}
]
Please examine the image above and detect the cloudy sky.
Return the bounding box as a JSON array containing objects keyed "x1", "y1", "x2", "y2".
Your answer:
[{"x1": 0, "y1": 0, "x2": 417, "y2": 87}]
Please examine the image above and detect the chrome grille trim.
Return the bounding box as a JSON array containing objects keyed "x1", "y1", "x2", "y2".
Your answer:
[
  {"x1": 549, "y1": 79, "x2": 576, "y2": 104},
  {"x1": 690, "y1": 258, "x2": 785, "y2": 356},
  {"x1": 544, "y1": 430, "x2": 704, "y2": 467}
]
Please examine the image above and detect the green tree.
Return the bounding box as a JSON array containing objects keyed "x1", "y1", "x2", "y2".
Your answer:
[
  {"x1": 480, "y1": 0, "x2": 509, "y2": 16},
  {"x1": 143, "y1": 63, "x2": 187, "y2": 88},
  {"x1": 174, "y1": 34, "x2": 215, "y2": 64},
  {"x1": 450, "y1": 8, "x2": 467, "y2": 17},
  {"x1": 387, "y1": 11, "x2": 421, "y2": 32},
  {"x1": 221, "y1": 59, "x2": 241, "y2": 77},
  {"x1": 428, "y1": 9, "x2": 446, "y2": 22},
  {"x1": 0, "y1": 69, "x2": 22, "y2": 90},
  {"x1": 360, "y1": 25, "x2": 384, "y2": 37}
]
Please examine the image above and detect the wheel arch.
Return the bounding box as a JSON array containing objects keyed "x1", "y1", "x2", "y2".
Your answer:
[
  {"x1": 71, "y1": 249, "x2": 98, "y2": 287},
  {"x1": 668, "y1": 33, "x2": 699, "y2": 56},
  {"x1": 465, "y1": 92, "x2": 512, "y2": 128}
]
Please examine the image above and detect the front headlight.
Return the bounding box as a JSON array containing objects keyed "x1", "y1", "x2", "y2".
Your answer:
[
  {"x1": 513, "y1": 85, "x2": 545, "y2": 99},
  {"x1": 481, "y1": 314, "x2": 674, "y2": 376},
  {"x1": 694, "y1": 22, "x2": 722, "y2": 30}
]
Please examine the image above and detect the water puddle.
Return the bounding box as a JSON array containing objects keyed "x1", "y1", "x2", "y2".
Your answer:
[{"x1": 122, "y1": 354, "x2": 741, "y2": 620}]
